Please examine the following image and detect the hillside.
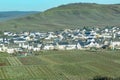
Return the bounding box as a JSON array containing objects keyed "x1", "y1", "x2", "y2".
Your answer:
[
  {"x1": 0, "y1": 3, "x2": 120, "y2": 32},
  {"x1": 0, "y1": 11, "x2": 38, "y2": 22}
]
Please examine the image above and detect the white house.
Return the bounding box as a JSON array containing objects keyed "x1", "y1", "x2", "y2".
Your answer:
[
  {"x1": 43, "y1": 44, "x2": 55, "y2": 50},
  {"x1": 19, "y1": 43, "x2": 29, "y2": 49},
  {"x1": 66, "y1": 44, "x2": 76, "y2": 50},
  {"x1": 33, "y1": 47, "x2": 41, "y2": 51},
  {"x1": 7, "y1": 48, "x2": 15, "y2": 54},
  {"x1": 58, "y1": 34, "x2": 64, "y2": 41},
  {"x1": 76, "y1": 43, "x2": 83, "y2": 50},
  {"x1": 111, "y1": 41, "x2": 120, "y2": 50},
  {"x1": 55, "y1": 42, "x2": 68, "y2": 50},
  {"x1": 85, "y1": 42, "x2": 100, "y2": 48},
  {"x1": 14, "y1": 38, "x2": 26, "y2": 44},
  {"x1": 45, "y1": 33, "x2": 57, "y2": 40},
  {"x1": 1, "y1": 45, "x2": 7, "y2": 52},
  {"x1": 0, "y1": 47, "x2": 2, "y2": 52},
  {"x1": 101, "y1": 33, "x2": 112, "y2": 39},
  {"x1": 28, "y1": 46, "x2": 34, "y2": 50},
  {"x1": 111, "y1": 42, "x2": 120, "y2": 46}
]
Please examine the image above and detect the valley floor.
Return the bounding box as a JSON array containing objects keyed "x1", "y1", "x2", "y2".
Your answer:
[{"x1": 0, "y1": 50, "x2": 120, "y2": 80}]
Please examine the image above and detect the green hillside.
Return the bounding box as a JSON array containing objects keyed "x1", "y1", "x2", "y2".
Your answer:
[
  {"x1": 0, "y1": 11, "x2": 38, "y2": 22},
  {"x1": 0, "y1": 3, "x2": 120, "y2": 32}
]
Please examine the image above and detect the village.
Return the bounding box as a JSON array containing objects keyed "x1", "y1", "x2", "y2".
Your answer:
[{"x1": 0, "y1": 26, "x2": 120, "y2": 56}]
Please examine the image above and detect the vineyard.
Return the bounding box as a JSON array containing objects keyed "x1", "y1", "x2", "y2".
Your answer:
[{"x1": 0, "y1": 50, "x2": 120, "y2": 80}]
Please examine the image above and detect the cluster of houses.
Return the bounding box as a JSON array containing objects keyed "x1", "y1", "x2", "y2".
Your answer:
[{"x1": 0, "y1": 26, "x2": 120, "y2": 55}]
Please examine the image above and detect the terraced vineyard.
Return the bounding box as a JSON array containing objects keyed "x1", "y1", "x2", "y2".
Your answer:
[{"x1": 0, "y1": 50, "x2": 120, "y2": 80}]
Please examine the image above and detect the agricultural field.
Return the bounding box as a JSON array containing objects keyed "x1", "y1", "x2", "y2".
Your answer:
[{"x1": 0, "y1": 50, "x2": 120, "y2": 80}]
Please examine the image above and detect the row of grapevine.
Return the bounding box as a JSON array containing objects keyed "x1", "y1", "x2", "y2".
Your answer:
[
  {"x1": 0, "y1": 66, "x2": 32, "y2": 79},
  {"x1": 0, "y1": 68, "x2": 5, "y2": 79},
  {"x1": 0, "y1": 67, "x2": 10, "y2": 79},
  {"x1": 25, "y1": 66, "x2": 49, "y2": 79},
  {"x1": 14, "y1": 57, "x2": 23, "y2": 65},
  {"x1": 7, "y1": 57, "x2": 22, "y2": 66},
  {"x1": 25, "y1": 66, "x2": 36, "y2": 78},
  {"x1": 24, "y1": 65, "x2": 69, "y2": 80},
  {"x1": 41, "y1": 66, "x2": 69, "y2": 80},
  {"x1": 0, "y1": 66, "x2": 58, "y2": 79}
]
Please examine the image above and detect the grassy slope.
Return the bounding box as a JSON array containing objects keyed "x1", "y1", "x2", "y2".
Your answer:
[
  {"x1": 0, "y1": 3, "x2": 120, "y2": 32},
  {"x1": 0, "y1": 11, "x2": 38, "y2": 22},
  {"x1": 0, "y1": 50, "x2": 120, "y2": 80}
]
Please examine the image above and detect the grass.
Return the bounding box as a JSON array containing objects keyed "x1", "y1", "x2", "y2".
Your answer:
[{"x1": 0, "y1": 50, "x2": 120, "y2": 80}]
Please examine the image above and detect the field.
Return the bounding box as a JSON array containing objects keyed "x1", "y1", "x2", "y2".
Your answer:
[{"x1": 0, "y1": 50, "x2": 120, "y2": 80}]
